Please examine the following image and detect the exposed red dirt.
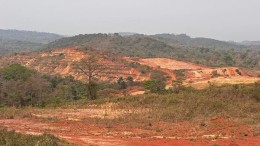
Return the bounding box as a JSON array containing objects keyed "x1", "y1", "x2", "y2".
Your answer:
[
  {"x1": 0, "y1": 47, "x2": 150, "y2": 82},
  {"x1": 0, "y1": 47, "x2": 259, "y2": 89},
  {"x1": 138, "y1": 58, "x2": 208, "y2": 70},
  {"x1": 0, "y1": 109, "x2": 259, "y2": 146},
  {"x1": 135, "y1": 58, "x2": 260, "y2": 89}
]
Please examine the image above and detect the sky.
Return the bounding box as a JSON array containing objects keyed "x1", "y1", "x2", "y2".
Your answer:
[{"x1": 0, "y1": 0, "x2": 260, "y2": 41}]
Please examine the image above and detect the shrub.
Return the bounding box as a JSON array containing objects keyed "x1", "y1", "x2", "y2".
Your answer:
[
  {"x1": 173, "y1": 69, "x2": 186, "y2": 81},
  {"x1": 126, "y1": 76, "x2": 134, "y2": 82},
  {"x1": 235, "y1": 69, "x2": 242, "y2": 75},
  {"x1": 117, "y1": 77, "x2": 127, "y2": 89},
  {"x1": 144, "y1": 80, "x2": 166, "y2": 93},
  {"x1": 1, "y1": 64, "x2": 35, "y2": 81}
]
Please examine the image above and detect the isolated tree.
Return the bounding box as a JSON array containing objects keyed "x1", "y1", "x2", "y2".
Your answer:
[
  {"x1": 117, "y1": 77, "x2": 127, "y2": 90},
  {"x1": 117, "y1": 77, "x2": 124, "y2": 85},
  {"x1": 77, "y1": 53, "x2": 106, "y2": 100},
  {"x1": 126, "y1": 76, "x2": 133, "y2": 83},
  {"x1": 144, "y1": 80, "x2": 165, "y2": 93}
]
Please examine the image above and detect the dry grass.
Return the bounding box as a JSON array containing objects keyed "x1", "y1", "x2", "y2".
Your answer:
[
  {"x1": 86, "y1": 84, "x2": 260, "y2": 129},
  {"x1": 1, "y1": 84, "x2": 259, "y2": 137},
  {"x1": 186, "y1": 77, "x2": 260, "y2": 89}
]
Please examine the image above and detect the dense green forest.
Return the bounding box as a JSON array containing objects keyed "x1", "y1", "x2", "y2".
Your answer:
[{"x1": 45, "y1": 33, "x2": 260, "y2": 68}]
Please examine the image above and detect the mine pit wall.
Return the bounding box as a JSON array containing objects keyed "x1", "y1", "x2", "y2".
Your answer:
[{"x1": 0, "y1": 47, "x2": 149, "y2": 83}]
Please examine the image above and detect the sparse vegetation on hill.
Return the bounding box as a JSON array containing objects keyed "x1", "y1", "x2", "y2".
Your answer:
[
  {"x1": 0, "y1": 29, "x2": 63, "y2": 55},
  {"x1": 0, "y1": 39, "x2": 42, "y2": 55},
  {"x1": 151, "y1": 33, "x2": 243, "y2": 49},
  {"x1": 45, "y1": 33, "x2": 178, "y2": 58},
  {"x1": 0, "y1": 29, "x2": 63, "y2": 44},
  {"x1": 44, "y1": 33, "x2": 260, "y2": 68}
]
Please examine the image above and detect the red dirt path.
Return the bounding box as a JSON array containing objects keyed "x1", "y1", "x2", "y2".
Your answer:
[{"x1": 0, "y1": 109, "x2": 259, "y2": 146}]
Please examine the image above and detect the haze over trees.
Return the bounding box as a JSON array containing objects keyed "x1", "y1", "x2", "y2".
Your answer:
[
  {"x1": 0, "y1": 29, "x2": 259, "y2": 68},
  {"x1": 0, "y1": 29, "x2": 63, "y2": 55}
]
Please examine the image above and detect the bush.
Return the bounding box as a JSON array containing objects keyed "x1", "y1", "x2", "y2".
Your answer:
[
  {"x1": 144, "y1": 80, "x2": 166, "y2": 93},
  {"x1": 126, "y1": 76, "x2": 133, "y2": 82},
  {"x1": 117, "y1": 77, "x2": 127, "y2": 90},
  {"x1": 110, "y1": 84, "x2": 260, "y2": 123},
  {"x1": 235, "y1": 69, "x2": 242, "y2": 75},
  {"x1": 173, "y1": 69, "x2": 186, "y2": 81},
  {"x1": 0, "y1": 64, "x2": 88, "y2": 107},
  {"x1": 1, "y1": 64, "x2": 35, "y2": 81}
]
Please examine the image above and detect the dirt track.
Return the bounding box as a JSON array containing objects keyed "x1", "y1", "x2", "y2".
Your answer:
[{"x1": 0, "y1": 108, "x2": 260, "y2": 146}]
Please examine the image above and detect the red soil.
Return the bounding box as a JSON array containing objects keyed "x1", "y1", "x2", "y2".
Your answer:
[
  {"x1": 138, "y1": 58, "x2": 208, "y2": 70},
  {"x1": 135, "y1": 58, "x2": 260, "y2": 89},
  {"x1": 0, "y1": 110, "x2": 259, "y2": 146},
  {"x1": 0, "y1": 47, "x2": 259, "y2": 89}
]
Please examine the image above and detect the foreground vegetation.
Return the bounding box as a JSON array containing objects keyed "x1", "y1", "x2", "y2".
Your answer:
[
  {"x1": 1, "y1": 83, "x2": 259, "y2": 138},
  {"x1": 0, "y1": 64, "x2": 88, "y2": 107},
  {"x1": 0, "y1": 65, "x2": 259, "y2": 144},
  {"x1": 0, "y1": 129, "x2": 73, "y2": 146}
]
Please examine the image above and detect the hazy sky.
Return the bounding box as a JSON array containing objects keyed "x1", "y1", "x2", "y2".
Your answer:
[{"x1": 1, "y1": 0, "x2": 260, "y2": 41}]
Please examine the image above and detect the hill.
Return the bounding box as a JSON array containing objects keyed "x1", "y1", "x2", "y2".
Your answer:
[
  {"x1": 44, "y1": 33, "x2": 260, "y2": 68},
  {"x1": 0, "y1": 47, "x2": 151, "y2": 83},
  {"x1": 0, "y1": 29, "x2": 63, "y2": 44},
  {"x1": 0, "y1": 29, "x2": 64, "y2": 55},
  {"x1": 0, "y1": 47, "x2": 259, "y2": 90},
  {"x1": 240, "y1": 41, "x2": 260, "y2": 46},
  {"x1": 44, "y1": 33, "x2": 185, "y2": 59},
  {"x1": 0, "y1": 39, "x2": 42, "y2": 55},
  {"x1": 151, "y1": 33, "x2": 243, "y2": 49}
]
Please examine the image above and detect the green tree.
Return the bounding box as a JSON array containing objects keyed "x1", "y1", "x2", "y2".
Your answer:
[
  {"x1": 1, "y1": 64, "x2": 35, "y2": 81},
  {"x1": 117, "y1": 77, "x2": 124, "y2": 84},
  {"x1": 126, "y1": 76, "x2": 133, "y2": 83}
]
